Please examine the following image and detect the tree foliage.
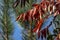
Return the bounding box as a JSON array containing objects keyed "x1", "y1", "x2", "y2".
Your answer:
[
  {"x1": 14, "y1": 0, "x2": 60, "y2": 40},
  {"x1": 0, "y1": 0, "x2": 14, "y2": 40}
]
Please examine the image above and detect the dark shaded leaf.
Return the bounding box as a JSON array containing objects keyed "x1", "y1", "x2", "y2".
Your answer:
[
  {"x1": 13, "y1": 0, "x2": 20, "y2": 8},
  {"x1": 13, "y1": 0, "x2": 30, "y2": 8}
]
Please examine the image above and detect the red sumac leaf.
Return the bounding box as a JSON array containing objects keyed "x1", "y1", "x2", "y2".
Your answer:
[
  {"x1": 16, "y1": 14, "x2": 23, "y2": 21},
  {"x1": 33, "y1": 19, "x2": 43, "y2": 33}
]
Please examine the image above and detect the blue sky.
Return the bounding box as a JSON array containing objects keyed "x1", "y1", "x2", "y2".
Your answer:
[{"x1": 9, "y1": 8, "x2": 23, "y2": 40}]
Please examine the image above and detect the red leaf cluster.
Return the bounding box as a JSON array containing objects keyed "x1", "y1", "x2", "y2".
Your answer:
[
  {"x1": 15, "y1": 0, "x2": 60, "y2": 39},
  {"x1": 16, "y1": 4, "x2": 41, "y2": 21}
]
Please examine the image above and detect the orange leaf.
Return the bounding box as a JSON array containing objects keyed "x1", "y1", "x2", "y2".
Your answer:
[
  {"x1": 25, "y1": 9, "x2": 34, "y2": 21},
  {"x1": 34, "y1": 11, "x2": 40, "y2": 20},
  {"x1": 16, "y1": 14, "x2": 23, "y2": 21},
  {"x1": 32, "y1": 4, "x2": 39, "y2": 17},
  {"x1": 28, "y1": 9, "x2": 33, "y2": 21},
  {"x1": 22, "y1": 13, "x2": 26, "y2": 21},
  {"x1": 33, "y1": 18, "x2": 43, "y2": 33}
]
